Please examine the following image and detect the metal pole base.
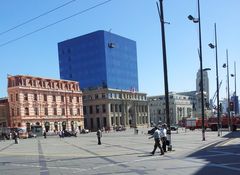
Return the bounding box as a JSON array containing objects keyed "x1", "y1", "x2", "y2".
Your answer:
[
  {"x1": 202, "y1": 131, "x2": 206, "y2": 141},
  {"x1": 168, "y1": 145, "x2": 172, "y2": 151}
]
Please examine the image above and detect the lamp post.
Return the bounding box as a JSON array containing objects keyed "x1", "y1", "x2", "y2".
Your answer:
[
  {"x1": 230, "y1": 61, "x2": 237, "y2": 114},
  {"x1": 188, "y1": 0, "x2": 206, "y2": 141},
  {"x1": 223, "y1": 50, "x2": 231, "y2": 131},
  {"x1": 208, "y1": 23, "x2": 220, "y2": 136},
  {"x1": 156, "y1": 0, "x2": 172, "y2": 150}
]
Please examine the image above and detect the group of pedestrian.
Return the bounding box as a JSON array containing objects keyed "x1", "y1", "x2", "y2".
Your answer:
[{"x1": 148, "y1": 123, "x2": 167, "y2": 156}]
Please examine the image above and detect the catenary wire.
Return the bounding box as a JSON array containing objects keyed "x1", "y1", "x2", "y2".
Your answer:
[
  {"x1": 0, "y1": 0, "x2": 113, "y2": 48},
  {"x1": 0, "y1": 0, "x2": 78, "y2": 36}
]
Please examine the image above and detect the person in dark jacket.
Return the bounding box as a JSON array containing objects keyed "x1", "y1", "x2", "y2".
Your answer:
[{"x1": 96, "y1": 129, "x2": 102, "y2": 145}]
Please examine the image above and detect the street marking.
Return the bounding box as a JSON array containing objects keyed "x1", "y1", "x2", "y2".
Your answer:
[{"x1": 4, "y1": 154, "x2": 166, "y2": 173}]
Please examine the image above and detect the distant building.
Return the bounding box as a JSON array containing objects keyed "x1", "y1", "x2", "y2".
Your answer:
[
  {"x1": 0, "y1": 98, "x2": 9, "y2": 127},
  {"x1": 231, "y1": 95, "x2": 239, "y2": 114},
  {"x1": 148, "y1": 92, "x2": 192, "y2": 125},
  {"x1": 196, "y1": 69, "x2": 210, "y2": 103},
  {"x1": 7, "y1": 75, "x2": 84, "y2": 132},
  {"x1": 58, "y1": 30, "x2": 139, "y2": 91},
  {"x1": 82, "y1": 88, "x2": 148, "y2": 131}
]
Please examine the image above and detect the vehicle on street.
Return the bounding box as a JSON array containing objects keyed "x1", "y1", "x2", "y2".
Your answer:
[
  {"x1": 28, "y1": 132, "x2": 37, "y2": 138},
  {"x1": 185, "y1": 117, "x2": 208, "y2": 130},
  {"x1": 170, "y1": 125, "x2": 178, "y2": 131},
  {"x1": 64, "y1": 130, "x2": 77, "y2": 137},
  {"x1": 116, "y1": 126, "x2": 126, "y2": 131},
  {"x1": 80, "y1": 129, "x2": 89, "y2": 134}
]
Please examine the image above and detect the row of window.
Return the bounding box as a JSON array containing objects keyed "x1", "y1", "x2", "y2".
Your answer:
[
  {"x1": 150, "y1": 107, "x2": 192, "y2": 115},
  {"x1": 83, "y1": 104, "x2": 148, "y2": 115},
  {"x1": 11, "y1": 107, "x2": 81, "y2": 117},
  {"x1": 10, "y1": 93, "x2": 81, "y2": 103},
  {"x1": 148, "y1": 95, "x2": 190, "y2": 101},
  {"x1": 9, "y1": 78, "x2": 79, "y2": 91},
  {"x1": 83, "y1": 105, "x2": 106, "y2": 115},
  {"x1": 83, "y1": 93, "x2": 146, "y2": 101}
]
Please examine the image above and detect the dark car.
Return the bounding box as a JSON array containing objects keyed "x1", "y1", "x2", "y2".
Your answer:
[
  {"x1": 170, "y1": 125, "x2": 178, "y2": 131},
  {"x1": 116, "y1": 126, "x2": 126, "y2": 131},
  {"x1": 80, "y1": 129, "x2": 89, "y2": 134},
  {"x1": 64, "y1": 130, "x2": 77, "y2": 137}
]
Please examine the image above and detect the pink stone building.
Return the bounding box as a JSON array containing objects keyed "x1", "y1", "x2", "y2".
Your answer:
[{"x1": 7, "y1": 75, "x2": 84, "y2": 133}]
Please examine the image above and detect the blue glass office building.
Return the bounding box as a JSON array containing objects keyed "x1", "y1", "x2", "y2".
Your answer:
[{"x1": 58, "y1": 30, "x2": 139, "y2": 91}]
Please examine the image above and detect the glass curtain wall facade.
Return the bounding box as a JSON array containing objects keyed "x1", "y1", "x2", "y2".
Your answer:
[{"x1": 58, "y1": 30, "x2": 139, "y2": 91}]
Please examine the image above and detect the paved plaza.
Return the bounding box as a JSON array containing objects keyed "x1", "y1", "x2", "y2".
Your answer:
[{"x1": 0, "y1": 128, "x2": 239, "y2": 175}]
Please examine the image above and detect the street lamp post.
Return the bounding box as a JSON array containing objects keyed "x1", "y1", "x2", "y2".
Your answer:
[
  {"x1": 156, "y1": 0, "x2": 172, "y2": 150},
  {"x1": 208, "y1": 23, "x2": 220, "y2": 137},
  {"x1": 188, "y1": 0, "x2": 206, "y2": 141},
  {"x1": 231, "y1": 61, "x2": 237, "y2": 114},
  {"x1": 223, "y1": 50, "x2": 231, "y2": 131}
]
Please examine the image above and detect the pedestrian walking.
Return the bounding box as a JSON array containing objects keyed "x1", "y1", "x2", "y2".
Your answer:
[
  {"x1": 96, "y1": 128, "x2": 102, "y2": 145},
  {"x1": 13, "y1": 131, "x2": 19, "y2": 144},
  {"x1": 149, "y1": 126, "x2": 164, "y2": 155},
  {"x1": 160, "y1": 123, "x2": 167, "y2": 152}
]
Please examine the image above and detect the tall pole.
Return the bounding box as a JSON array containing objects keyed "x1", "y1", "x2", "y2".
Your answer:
[
  {"x1": 226, "y1": 50, "x2": 231, "y2": 131},
  {"x1": 234, "y1": 61, "x2": 237, "y2": 95},
  {"x1": 214, "y1": 23, "x2": 220, "y2": 137},
  {"x1": 196, "y1": 0, "x2": 205, "y2": 141},
  {"x1": 157, "y1": 0, "x2": 172, "y2": 150},
  {"x1": 234, "y1": 61, "x2": 237, "y2": 113}
]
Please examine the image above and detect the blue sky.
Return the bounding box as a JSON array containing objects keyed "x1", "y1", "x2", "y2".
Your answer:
[{"x1": 0, "y1": 0, "x2": 240, "y2": 101}]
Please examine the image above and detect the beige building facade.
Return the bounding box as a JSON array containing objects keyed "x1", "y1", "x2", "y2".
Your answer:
[
  {"x1": 82, "y1": 88, "x2": 149, "y2": 131},
  {"x1": 148, "y1": 92, "x2": 193, "y2": 125},
  {"x1": 7, "y1": 75, "x2": 84, "y2": 132}
]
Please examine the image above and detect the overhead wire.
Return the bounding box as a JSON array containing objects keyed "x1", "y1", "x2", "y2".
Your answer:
[
  {"x1": 0, "y1": 0, "x2": 78, "y2": 36},
  {"x1": 0, "y1": 0, "x2": 113, "y2": 48}
]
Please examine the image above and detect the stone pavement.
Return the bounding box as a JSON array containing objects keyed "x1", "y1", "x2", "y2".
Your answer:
[{"x1": 0, "y1": 127, "x2": 239, "y2": 175}]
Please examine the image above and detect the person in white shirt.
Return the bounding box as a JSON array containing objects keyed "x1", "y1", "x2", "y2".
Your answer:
[
  {"x1": 149, "y1": 127, "x2": 164, "y2": 155},
  {"x1": 161, "y1": 124, "x2": 167, "y2": 152}
]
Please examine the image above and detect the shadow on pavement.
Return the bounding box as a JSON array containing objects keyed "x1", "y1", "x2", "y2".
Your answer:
[{"x1": 187, "y1": 131, "x2": 240, "y2": 175}]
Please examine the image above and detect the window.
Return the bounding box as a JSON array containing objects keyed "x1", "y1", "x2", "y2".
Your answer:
[
  {"x1": 96, "y1": 105, "x2": 100, "y2": 113},
  {"x1": 61, "y1": 95, "x2": 65, "y2": 102},
  {"x1": 69, "y1": 96, "x2": 72, "y2": 103},
  {"x1": 111, "y1": 104, "x2": 114, "y2": 112},
  {"x1": 89, "y1": 106, "x2": 93, "y2": 114},
  {"x1": 11, "y1": 108, "x2": 14, "y2": 116},
  {"x1": 17, "y1": 108, "x2": 20, "y2": 116},
  {"x1": 33, "y1": 80, "x2": 36, "y2": 87},
  {"x1": 10, "y1": 94, "x2": 13, "y2": 102},
  {"x1": 44, "y1": 108, "x2": 48, "y2": 115},
  {"x1": 95, "y1": 94, "x2": 98, "y2": 99},
  {"x1": 102, "y1": 93, "x2": 106, "y2": 99},
  {"x1": 102, "y1": 104, "x2": 106, "y2": 113},
  {"x1": 115, "y1": 104, "x2": 118, "y2": 112},
  {"x1": 25, "y1": 108, "x2": 29, "y2": 115},
  {"x1": 34, "y1": 94, "x2": 37, "y2": 101},
  {"x1": 24, "y1": 93, "x2": 28, "y2": 101},
  {"x1": 53, "y1": 95, "x2": 56, "y2": 102},
  {"x1": 70, "y1": 108, "x2": 73, "y2": 115},
  {"x1": 54, "y1": 108, "x2": 57, "y2": 115},
  {"x1": 16, "y1": 94, "x2": 18, "y2": 101},
  {"x1": 119, "y1": 104, "x2": 122, "y2": 112},
  {"x1": 76, "y1": 97, "x2": 80, "y2": 103},
  {"x1": 77, "y1": 108, "x2": 80, "y2": 115},
  {"x1": 44, "y1": 94, "x2": 47, "y2": 101},
  {"x1": 61, "y1": 108, "x2": 65, "y2": 115},
  {"x1": 34, "y1": 108, "x2": 38, "y2": 115}
]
